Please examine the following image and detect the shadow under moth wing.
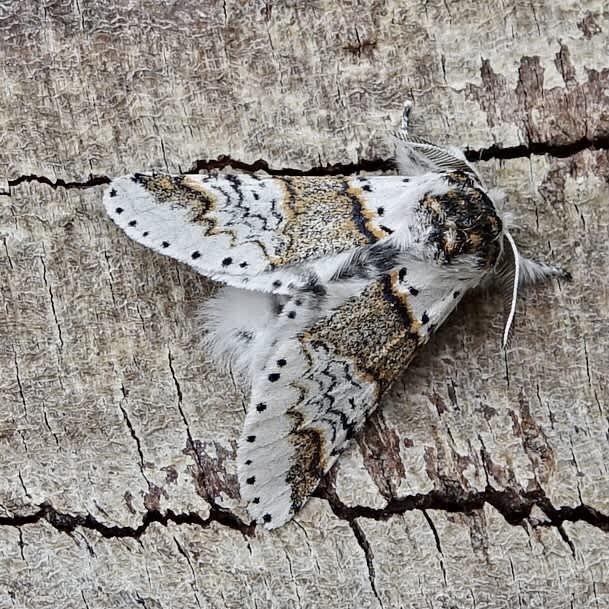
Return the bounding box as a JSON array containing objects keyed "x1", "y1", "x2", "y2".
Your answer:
[{"x1": 103, "y1": 101, "x2": 568, "y2": 529}]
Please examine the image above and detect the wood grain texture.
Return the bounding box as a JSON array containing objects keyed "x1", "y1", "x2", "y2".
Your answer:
[{"x1": 1, "y1": 1, "x2": 607, "y2": 607}]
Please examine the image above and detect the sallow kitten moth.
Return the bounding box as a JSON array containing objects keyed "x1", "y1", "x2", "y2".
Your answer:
[{"x1": 103, "y1": 100, "x2": 569, "y2": 528}]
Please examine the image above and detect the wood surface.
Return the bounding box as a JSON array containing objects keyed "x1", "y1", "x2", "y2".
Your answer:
[{"x1": 1, "y1": 2, "x2": 607, "y2": 607}]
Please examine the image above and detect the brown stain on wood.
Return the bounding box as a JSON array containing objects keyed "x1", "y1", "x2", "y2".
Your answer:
[
  {"x1": 466, "y1": 50, "x2": 609, "y2": 146},
  {"x1": 357, "y1": 411, "x2": 406, "y2": 500},
  {"x1": 186, "y1": 439, "x2": 240, "y2": 502}
]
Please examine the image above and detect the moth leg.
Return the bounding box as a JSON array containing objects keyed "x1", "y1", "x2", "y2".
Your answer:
[
  {"x1": 518, "y1": 256, "x2": 572, "y2": 286},
  {"x1": 400, "y1": 98, "x2": 414, "y2": 132},
  {"x1": 394, "y1": 99, "x2": 480, "y2": 179}
]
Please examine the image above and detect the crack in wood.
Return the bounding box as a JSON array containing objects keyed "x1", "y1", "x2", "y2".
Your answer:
[
  {"x1": 348, "y1": 519, "x2": 384, "y2": 608},
  {"x1": 7, "y1": 174, "x2": 110, "y2": 190},
  {"x1": 1, "y1": 483, "x2": 606, "y2": 545},
  {"x1": 189, "y1": 155, "x2": 396, "y2": 176},
  {"x1": 39, "y1": 255, "x2": 64, "y2": 351},
  {"x1": 118, "y1": 392, "x2": 152, "y2": 489},
  {"x1": 465, "y1": 135, "x2": 609, "y2": 162},
  {"x1": 421, "y1": 509, "x2": 447, "y2": 585},
  {"x1": 315, "y1": 482, "x2": 609, "y2": 534},
  {"x1": 0, "y1": 502, "x2": 254, "y2": 538},
  {"x1": 3, "y1": 133, "x2": 608, "y2": 194}
]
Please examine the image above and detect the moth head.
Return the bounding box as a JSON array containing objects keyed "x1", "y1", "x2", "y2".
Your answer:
[{"x1": 394, "y1": 100, "x2": 570, "y2": 350}]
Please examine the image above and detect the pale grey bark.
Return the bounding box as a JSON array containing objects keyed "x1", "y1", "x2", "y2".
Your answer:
[{"x1": 1, "y1": 1, "x2": 608, "y2": 608}]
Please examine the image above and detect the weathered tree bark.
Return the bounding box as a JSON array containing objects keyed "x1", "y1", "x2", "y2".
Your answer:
[{"x1": 1, "y1": 2, "x2": 607, "y2": 607}]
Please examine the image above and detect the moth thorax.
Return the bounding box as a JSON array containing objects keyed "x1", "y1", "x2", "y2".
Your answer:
[{"x1": 421, "y1": 175, "x2": 503, "y2": 268}]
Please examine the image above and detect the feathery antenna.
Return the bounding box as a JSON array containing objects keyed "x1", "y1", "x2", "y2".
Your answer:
[{"x1": 502, "y1": 231, "x2": 520, "y2": 349}]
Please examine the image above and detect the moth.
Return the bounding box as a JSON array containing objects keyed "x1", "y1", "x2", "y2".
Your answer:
[{"x1": 103, "y1": 101, "x2": 568, "y2": 529}]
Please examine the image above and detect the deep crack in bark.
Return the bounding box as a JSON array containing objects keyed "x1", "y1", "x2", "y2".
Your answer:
[
  {"x1": 1, "y1": 471, "x2": 607, "y2": 542},
  {"x1": 3, "y1": 133, "x2": 608, "y2": 195},
  {"x1": 0, "y1": 502, "x2": 254, "y2": 538},
  {"x1": 188, "y1": 155, "x2": 396, "y2": 176},
  {"x1": 7, "y1": 174, "x2": 111, "y2": 190},
  {"x1": 315, "y1": 481, "x2": 609, "y2": 534},
  {"x1": 422, "y1": 510, "x2": 447, "y2": 585},
  {"x1": 118, "y1": 391, "x2": 152, "y2": 489},
  {"x1": 189, "y1": 136, "x2": 609, "y2": 176},
  {"x1": 465, "y1": 135, "x2": 609, "y2": 162},
  {"x1": 348, "y1": 519, "x2": 384, "y2": 607}
]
